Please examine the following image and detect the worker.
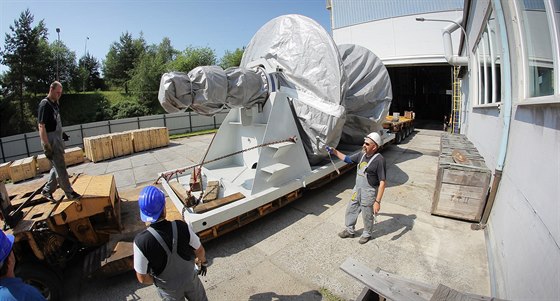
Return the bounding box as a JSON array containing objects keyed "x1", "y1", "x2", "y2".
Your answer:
[
  {"x1": 37, "y1": 81, "x2": 81, "y2": 201},
  {"x1": 0, "y1": 230, "x2": 46, "y2": 300},
  {"x1": 133, "y1": 185, "x2": 208, "y2": 301},
  {"x1": 326, "y1": 131, "x2": 387, "y2": 244}
]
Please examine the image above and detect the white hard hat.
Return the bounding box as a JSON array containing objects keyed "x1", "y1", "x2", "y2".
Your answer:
[{"x1": 365, "y1": 132, "x2": 382, "y2": 146}]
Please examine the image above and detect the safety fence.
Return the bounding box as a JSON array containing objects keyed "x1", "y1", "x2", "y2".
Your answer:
[{"x1": 0, "y1": 111, "x2": 228, "y2": 163}]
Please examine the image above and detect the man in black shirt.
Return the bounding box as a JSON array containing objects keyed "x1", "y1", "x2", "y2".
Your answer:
[
  {"x1": 326, "y1": 131, "x2": 387, "y2": 244},
  {"x1": 133, "y1": 185, "x2": 208, "y2": 301},
  {"x1": 37, "y1": 81, "x2": 81, "y2": 201}
]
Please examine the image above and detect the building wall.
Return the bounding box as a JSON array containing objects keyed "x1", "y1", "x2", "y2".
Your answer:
[
  {"x1": 463, "y1": 0, "x2": 560, "y2": 299},
  {"x1": 333, "y1": 11, "x2": 463, "y2": 65}
]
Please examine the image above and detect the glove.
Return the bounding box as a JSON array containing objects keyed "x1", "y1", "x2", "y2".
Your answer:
[
  {"x1": 198, "y1": 262, "x2": 208, "y2": 276},
  {"x1": 43, "y1": 143, "x2": 53, "y2": 160},
  {"x1": 325, "y1": 146, "x2": 334, "y2": 155},
  {"x1": 62, "y1": 132, "x2": 69, "y2": 141}
]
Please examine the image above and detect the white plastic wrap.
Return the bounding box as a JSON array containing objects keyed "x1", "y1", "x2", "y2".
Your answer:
[
  {"x1": 241, "y1": 14, "x2": 347, "y2": 164},
  {"x1": 158, "y1": 66, "x2": 268, "y2": 116},
  {"x1": 338, "y1": 44, "x2": 392, "y2": 144}
]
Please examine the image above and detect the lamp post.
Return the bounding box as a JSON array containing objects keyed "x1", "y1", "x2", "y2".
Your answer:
[
  {"x1": 56, "y1": 28, "x2": 60, "y2": 80},
  {"x1": 415, "y1": 17, "x2": 469, "y2": 62},
  {"x1": 83, "y1": 37, "x2": 89, "y2": 92}
]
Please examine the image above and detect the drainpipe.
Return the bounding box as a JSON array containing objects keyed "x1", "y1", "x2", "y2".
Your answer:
[{"x1": 471, "y1": 0, "x2": 512, "y2": 230}]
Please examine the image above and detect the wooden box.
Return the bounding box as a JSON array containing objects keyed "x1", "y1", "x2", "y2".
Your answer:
[
  {"x1": 0, "y1": 162, "x2": 11, "y2": 182},
  {"x1": 36, "y1": 154, "x2": 52, "y2": 173},
  {"x1": 110, "y1": 132, "x2": 133, "y2": 157},
  {"x1": 64, "y1": 147, "x2": 85, "y2": 166},
  {"x1": 432, "y1": 155, "x2": 491, "y2": 222},
  {"x1": 130, "y1": 129, "x2": 150, "y2": 153},
  {"x1": 84, "y1": 135, "x2": 114, "y2": 163},
  {"x1": 9, "y1": 157, "x2": 37, "y2": 183}
]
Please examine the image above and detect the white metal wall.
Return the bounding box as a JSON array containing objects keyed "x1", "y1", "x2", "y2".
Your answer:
[
  {"x1": 463, "y1": 0, "x2": 560, "y2": 299},
  {"x1": 333, "y1": 11, "x2": 464, "y2": 65}
]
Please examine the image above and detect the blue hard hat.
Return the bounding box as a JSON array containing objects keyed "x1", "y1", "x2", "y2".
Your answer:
[
  {"x1": 138, "y1": 186, "x2": 165, "y2": 222},
  {"x1": 0, "y1": 231, "x2": 14, "y2": 264}
]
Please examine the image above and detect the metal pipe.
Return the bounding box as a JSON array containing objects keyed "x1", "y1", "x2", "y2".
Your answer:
[{"x1": 416, "y1": 17, "x2": 469, "y2": 66}]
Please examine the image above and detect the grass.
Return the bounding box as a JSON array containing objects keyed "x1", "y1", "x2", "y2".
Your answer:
[
  {"x1": 169, "y1": 129, "x2": 217, "y2": 140},
  {"x1": 319, "y1": 287, "x2": 346, "y2": 301}
]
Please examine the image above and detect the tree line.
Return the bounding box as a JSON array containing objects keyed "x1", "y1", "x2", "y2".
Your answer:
[{"x1": 0, "y1": 9, "x2": 244, "y2": 137}]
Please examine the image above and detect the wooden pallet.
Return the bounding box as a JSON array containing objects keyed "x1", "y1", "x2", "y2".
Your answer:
[{"x1": 9, "y1": 157, "x2": 37, "y2": 183}]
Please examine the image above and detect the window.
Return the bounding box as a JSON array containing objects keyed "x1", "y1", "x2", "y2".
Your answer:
[
  {"x1": 516, "y1": 0, "x2": 557, "y2": 97},
  {"x1": 475, "y1": 9, "x2": 502, "y2": 105}
]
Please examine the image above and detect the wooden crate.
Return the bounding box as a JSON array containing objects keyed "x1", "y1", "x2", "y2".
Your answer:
[
  {"x1": 36, "y1": 154, "x2": 51, "y2": 173},
  {"x1": 9, "y1": 157, "x2": 37, "y2": 183},
  {"x1": 0, "y1": 162, "x2": 11, "y2": 182},
  {"x1": 64, "y1": 147, "x2": 85, "y2": 166},
  {"x1": 432, "y1": 152, "x2": 491, "y2": 222},
  {"x1": 130, "y1": 129, "x2": 150, "y2": 153},
  {"x1": 110, "y1": 132, "x2": 133, "y2": 157},
  {"x1": 83, "y1": 135, "x2": 114, "y2": 163}
]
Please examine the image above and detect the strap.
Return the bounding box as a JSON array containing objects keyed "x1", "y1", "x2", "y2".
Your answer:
[
  {"x1": 147, "y1": 227, "x2": 171, "y2": 255},
  {"x1": 171, "y1": 221, "x2": 178, "y2": 253},
  {"x1": 359, "y1": 153, "x2": 380, "y2": 170}
]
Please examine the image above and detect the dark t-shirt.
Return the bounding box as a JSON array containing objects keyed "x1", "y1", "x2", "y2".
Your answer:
[
  {"x1": 37, "y1": 98, "x2": 59, "y2": 132},
  {"x1": 133, "y1": 220, "x2": 194, "y2": 276},
  {"x1": 348, "y1": 151, "x2": 386, "y2": 187}
]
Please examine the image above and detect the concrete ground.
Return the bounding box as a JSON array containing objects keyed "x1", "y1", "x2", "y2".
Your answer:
[{"x1": 6, "y1": 129, "x2": 491, "y2": 300}]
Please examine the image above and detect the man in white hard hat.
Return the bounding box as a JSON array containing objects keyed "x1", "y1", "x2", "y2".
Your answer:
[{"x1": 326, "y1": 131, "x2": 386, "y2": 244}]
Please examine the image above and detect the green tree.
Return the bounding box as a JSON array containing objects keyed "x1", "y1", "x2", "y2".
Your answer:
[
  {"x1": 128, "y1": 37, "x2": 177, "y2": 112},
  {"x1": 168, "y1": 46, "x2": 216, "y2": 73},
  {"x1": 0, "y1": 9, "x2": 48, "y2": 134},
  {"x1": 220, "y1": 47, "x2": 244, "y2": 69},
  {"x1": 103, "y1": 32, "x2": 146, "y2": 93},
  {"x1": 73, "y1": 54, "x2": 104, "y2": 92}
]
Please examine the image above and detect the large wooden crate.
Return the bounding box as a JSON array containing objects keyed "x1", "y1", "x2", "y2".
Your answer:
[
  {"x1": 432, "y1": 136, "x2": 491, "y2": 222},
  {"x1": 64, "y1": 147, "x2": 85, "y2": 166},
  {"x1": 9, "y1": 157, "x2": 37, "y2": 183},
  {"x1": 110, "y1": 132, "x2": 133, "y2": 157},
  {"x1": 130, "y1": 129, "x2": 150, "y2": 153},
  {"x1": 84, "y1": 135, "x2": 114, "y2": 163},
  {"x1": 36, "y1": 154, "x2": 51, "y2": 173},
  {"x1": 0, "y1": 162, "x2": 11, "y2": 182}
]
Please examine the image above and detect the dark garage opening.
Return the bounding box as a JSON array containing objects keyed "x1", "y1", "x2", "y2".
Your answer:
[{"x1": 387, "y1": 65, "x2": 453, "y2": 130}]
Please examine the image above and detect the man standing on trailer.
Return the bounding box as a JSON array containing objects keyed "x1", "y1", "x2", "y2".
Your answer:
[
  {"x1": 326, "y1": 132, "x2": 387, "y2": 244},
  {"x1": 133, "y1": 185, "x2": 208, "y2": 301},
  {"x1": 37, "y1": 81, "x2": 81, "y2": 201}
]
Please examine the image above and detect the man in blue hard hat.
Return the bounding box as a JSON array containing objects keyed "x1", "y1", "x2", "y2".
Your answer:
[
  {"x1": 133, "y1": 185, "x2": 208, "y2": 301},
  {"x1": 0, "y1": 231, "x2": 46, "y2": 300}
]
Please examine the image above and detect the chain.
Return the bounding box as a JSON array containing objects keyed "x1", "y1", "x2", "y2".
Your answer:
[{"x1": 155, "y1": 136, "x2": 297, "y2": 183}]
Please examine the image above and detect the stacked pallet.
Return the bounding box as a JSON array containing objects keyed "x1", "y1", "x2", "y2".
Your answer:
[
  {"x1": 431, "y1": 133, "x2": 491, "y2": 222},
  {"x1": 83, "y1": 135, "x2": 114, "y2": 163},
  {"x1": 9, "y1": 157, "x2": 37, "y2": 183}
]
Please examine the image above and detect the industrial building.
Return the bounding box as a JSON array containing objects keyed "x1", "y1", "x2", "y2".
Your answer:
[{"x1": 328, "y1": 0, "x2": 559, "y2": 299}]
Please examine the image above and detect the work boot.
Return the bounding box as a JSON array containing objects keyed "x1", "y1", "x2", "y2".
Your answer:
[
  {"x1": 338, "y1": 230, "x2": 354, "y2": 239},
  {"x1": 41, "y1": 190, "x2": 54, "y2": 201},
  {"x1": 66, "y1": 191, "x2": 82, "y2": 200},
  {"x1": 358, "y1": 236, "x2": 371, "y2": 244}
]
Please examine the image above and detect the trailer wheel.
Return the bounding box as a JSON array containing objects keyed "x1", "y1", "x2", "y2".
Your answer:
[{"x1": 16, "y1": 263, "x2": 62, "y2": 301}]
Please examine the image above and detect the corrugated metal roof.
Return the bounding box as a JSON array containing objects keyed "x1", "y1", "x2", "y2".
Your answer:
[{"x1": 331, "y1": 0, "x2": 464, "y2": 29}]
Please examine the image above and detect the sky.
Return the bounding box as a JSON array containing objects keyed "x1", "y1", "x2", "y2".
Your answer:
[{"x1": 0, "y1": 0, "x2": 332, "y2": 73}]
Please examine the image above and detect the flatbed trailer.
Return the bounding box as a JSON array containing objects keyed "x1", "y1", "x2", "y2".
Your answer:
[{"x1": 382, "y1": 112, "x2": 415, "y2": 144}]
